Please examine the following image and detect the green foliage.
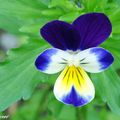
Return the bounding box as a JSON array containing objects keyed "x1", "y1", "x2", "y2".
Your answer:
[
  {"x1": 0, "y1": 38, "x2": 50, "y2": 111},
  {"x1": 9, "y1": 88, "x2": 120, "y2": 120},
  {"x1": 0, "y1": 0, "x2": 120, "y2": 119}
]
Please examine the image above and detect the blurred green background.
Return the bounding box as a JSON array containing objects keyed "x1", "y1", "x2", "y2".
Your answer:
[{"x1": 0, "y1": 0, "x2": 120, "y2": 120}]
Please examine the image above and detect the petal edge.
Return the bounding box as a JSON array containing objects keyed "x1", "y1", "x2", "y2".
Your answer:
[
  {"x1": 40, "y1": 20, "x2": 81, "y2": 51},
  {"x1": 75, "y1": 47, "x2": 114, "y2": 73},
  {"x1": 35, "y1": 48, "x2": 68, "y2": 74},
  {"x1": 73, "y1": 13, "x2": 112, "y2": 50}
]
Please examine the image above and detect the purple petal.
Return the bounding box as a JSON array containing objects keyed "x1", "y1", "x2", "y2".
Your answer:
[
  {"x1": 73, "y1": 13, "x2": 112, "y2": 50},
  {"x1": 40, "y1": 20, "x2": 81, "y2": 51},
  {"x1": 90, "y1": 48, "x2": 114, "y2": 71},
  {"x1": 62, "y1": 87, "x2": 93, "y2": 107}
]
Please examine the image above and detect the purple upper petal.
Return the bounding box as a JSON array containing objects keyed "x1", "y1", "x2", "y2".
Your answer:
[
  {"x1": 40, "y1": 20, "x2": 81, "y2": 51},
  {"x1": 40, "y1": 13, "x2": 112, "y2": 51},
  {"x1": 73, "y1": 13, "x2": 112, "y2": 50}
]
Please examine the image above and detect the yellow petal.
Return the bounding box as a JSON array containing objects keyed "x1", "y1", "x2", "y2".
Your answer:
[{"x1": 53, "y1": 65, "x2": 95, "y2": 107}]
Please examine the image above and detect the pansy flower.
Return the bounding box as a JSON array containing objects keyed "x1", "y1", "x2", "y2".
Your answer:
[{"x1": 35, "y1": 13, "x2": 114, "y2": 107}]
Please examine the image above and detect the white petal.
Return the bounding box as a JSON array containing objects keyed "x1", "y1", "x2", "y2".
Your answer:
[
  {"x1": 35, "y1": 48, "x2": 71, "y2": 74},
  {"x1": 75, "y1": 47, "x2": 114, "y2": 73}
]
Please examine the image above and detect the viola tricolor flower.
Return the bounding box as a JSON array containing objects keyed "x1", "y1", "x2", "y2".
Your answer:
[{"x1": 35, "y1": 13, "x2": 114, "y2": 107}]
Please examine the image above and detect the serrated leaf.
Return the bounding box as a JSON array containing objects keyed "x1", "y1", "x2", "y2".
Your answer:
[
  {"x1": 0, "y1": 38, "x2": 50, "y2": 111},
  {"x1": 11, "y1": 86, "x2": 50, "y2": 120},
  {"x1": 1, "y1": 0, "x2": 120, "y2": 117}
]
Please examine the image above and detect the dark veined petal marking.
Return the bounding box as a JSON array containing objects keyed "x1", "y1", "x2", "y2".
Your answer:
[
  {"x1": 75, "y1": 47, "x2": 114, "y2": 73},
  {"x1": 35, "y1": 48, "x2": 68, "y2": 74},
  {"x1": 53, "y1": 66, "x2": 95, "y2": 107},
  {"x1": 73, "y1": 13, "x2": 112, "y2": 50},
  {"x1": 40, "y1": 20, "x2": 81, "y2": 51}
]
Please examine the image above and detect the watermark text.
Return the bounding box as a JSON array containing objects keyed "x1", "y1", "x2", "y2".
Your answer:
[{"x1": 0, "y1": 115, "x2": 9, "y2": 119}]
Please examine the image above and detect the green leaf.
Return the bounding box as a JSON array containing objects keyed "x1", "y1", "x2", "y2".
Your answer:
[
  {"x1": 49, "y1": 0, "x2": 80, "y2": 12},
  {"x1": 0, "y1": 0, "x2": 80, "y2": 35},
  {"x1": 41, "y1": 8, "x2": 63, "y2": 17},
  {"x1": 91, "y1": 66, "x2": 120, "y2": 115},
  {"x1": 109, "y1": 9, "x2": 120, "y2": 34},
  {"x1": 0, "y1": 0, "x2": 47, "y2": 19},
  {"x1": 85, "y1": 102, "x2": 120, "y2": 120},
  {"x1": 47, "y1": 93, "x2": 77, "y2": 120},
  {"x1": 1, "y1": 0, "x2": 120, "y2": 117},
  {"x1": 0, "y1": 38, "x2": 50, "y2": 111},
  {"x1": 11, "y1": 85, "x2": 50, "y2": 120},
  {"x1": 19, "y1": 19, "x2": 52, "y2": 36},
  {"x1": 0, "y1": 0, "x2": 50, "y2": 34},
  {"x1": 0, "y1": 15, "x2": 25, "y2": 34},
  {"x1": 59, "y1": 11, "x2": 82, "y2": 23},
  {"x1": 81, "y1": 0, "x2": 108, "y2": 12}
]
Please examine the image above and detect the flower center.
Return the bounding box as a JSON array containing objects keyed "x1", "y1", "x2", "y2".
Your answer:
[
  {"x1": 67, "y1": 55, "x2": 79, "y2": 67},
  {"x1": 66, "y1": 50, "x2": 80, "y2": 67}
]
